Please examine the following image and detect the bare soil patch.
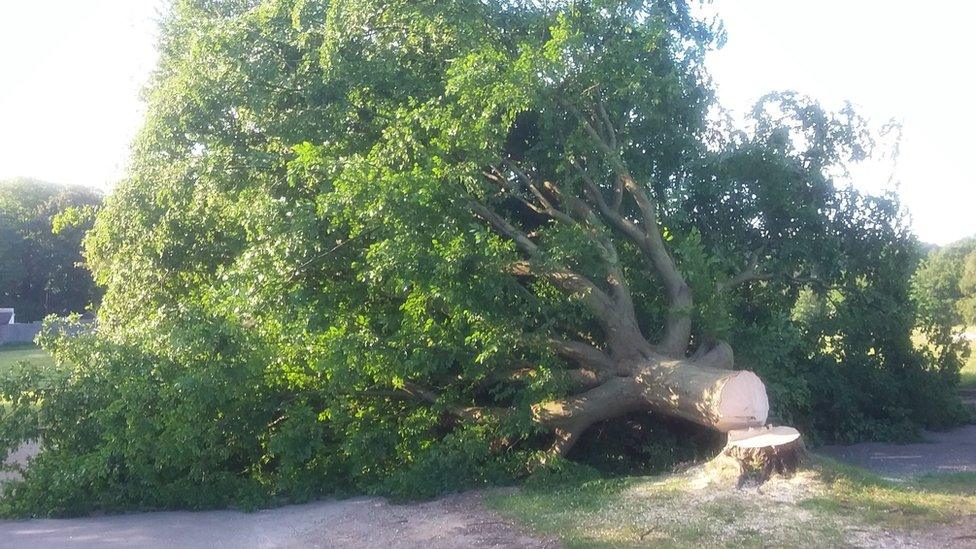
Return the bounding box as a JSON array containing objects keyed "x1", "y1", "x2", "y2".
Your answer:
[{"x1": 0, "y1": 491, "x2": 556, "y2": 548}]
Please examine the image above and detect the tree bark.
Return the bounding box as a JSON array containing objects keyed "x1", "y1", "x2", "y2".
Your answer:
[
  {"x1": 533, "y1": 350, "x2": 769, "y2": 456},
  {"x1": 702, "y1": 426, "x2": 806, "y2": 486}
]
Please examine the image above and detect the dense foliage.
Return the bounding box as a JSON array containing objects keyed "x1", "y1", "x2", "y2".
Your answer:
[
  {"x1": 911, "y1": 237, "x2": 976, "y2": 376},
  {"x1": 0, "y1": 0, "x2": 966, "y2": 516},
  {"x1": 0, "y1": 179, "x2": 102, "y2": 322}
]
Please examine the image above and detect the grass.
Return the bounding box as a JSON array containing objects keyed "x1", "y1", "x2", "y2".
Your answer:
[
  {"x1": 0, "y1": 344, "x2": 53, "y2": 375},
  {"x1": 485, "y1": 457, "x2": 976, "y2": 548},
  {"x1": 803, "y1": 459, "x2": 976, "y2": 530}
]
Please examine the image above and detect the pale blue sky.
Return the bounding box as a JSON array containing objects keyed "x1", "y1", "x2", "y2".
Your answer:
[{"x1": 1, "y1": 1, "x2": 973, "y2": 244}]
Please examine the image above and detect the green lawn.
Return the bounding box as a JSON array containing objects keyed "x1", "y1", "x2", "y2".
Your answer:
[
  {"x1": 486, "y1": 458, "x2": 976, "y2": 548},
  {"x1": 0, "y1": 344, "x2": 53, "y2": 374}
]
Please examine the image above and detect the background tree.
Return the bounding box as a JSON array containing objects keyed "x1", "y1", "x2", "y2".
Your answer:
[
  {"x1": 0, "y1": 179, "x2": 102, "y2": 323},
  {"x1": 958, "y1": 253, "x2": 976, "y2": 325},
  {"x1": 0, "y1": 0, "x2": 966, "y2": 516},
  {"x1": 911, "y1": 237, "x2": 976, "y2": 383}
]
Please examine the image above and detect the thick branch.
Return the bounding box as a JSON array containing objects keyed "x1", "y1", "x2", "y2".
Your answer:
[
  {"x1": 717, "y1": 269, "x2": 773, "y2": 293},
  {"x1": 566, "y1": 368, "x2": 615, "y2": 390},
  {"x1": 717, "y1": 266, "x2": 834, "y2": 293},
  {"x1": 400, "y1": 381, "x2": 499, "y2": 423},
  {"x1": 570, "y1": 158, "x2": 692, "y2": 356},
  {"x1": 532, "y1": 376, "x2": 645, "y2": 455},
  {"x1": 474, "y1": 201, "x2": 637, "y2": 348},
  {"x1": 694, "y1": 340, "x2": 734, "y2": 370},
  {"x1": 469, "y1": 200, "x2": 538, "y2": 256},
  {"x1": 595, "y1": 98, "x2": 618, "y2": 150},
  {"x1": 539, "y1": 178, "x2": 636, "y2": 315},
  {"x1": 716, "y1": 248, "x2": 768, "y2": 293},
  {"x1": 482, "y1": 160, "x2": 644, "y2": 351},
  {"x1": 550, "y1": 338, "x2": 615, "y2": 371}
]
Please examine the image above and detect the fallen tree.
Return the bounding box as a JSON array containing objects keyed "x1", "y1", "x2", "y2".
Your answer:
[
  {"x1": 1, "y1": 0, "x2": 962, "y2": 515},
  {"x1": 473, "y1": 121, "x2": 802, "y2": 467}
]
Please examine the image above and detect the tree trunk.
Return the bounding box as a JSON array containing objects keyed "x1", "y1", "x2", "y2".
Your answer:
[
  {"x1": 702, "y1": 426, "x2": 806, "y2": 486},
  {"x1": 533, "y1": 350, "x2": 770, "y2": 456},
  {"x1": 636, "y1": 362, "x2": 769, "y2": 432}
]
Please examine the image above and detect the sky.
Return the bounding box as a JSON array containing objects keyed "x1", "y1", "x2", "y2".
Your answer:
[
  {"x1": 708, "y1": 1, "x2": 976, "y2": 245},
  {"x1": 0, "y1": 1, "x2": 164, "y2": 192},
  {"x1": 1, "y1": 1, "x2": 974, "y2": 245}
]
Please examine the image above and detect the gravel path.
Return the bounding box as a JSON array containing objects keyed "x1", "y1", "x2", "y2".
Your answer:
[
  {"x1": 0, "y1": 492, "x2": 555, "y2": 549},
  {"x1": 818, "y1": 422, "x2": 976, "y2": 478},
  {"x1": 0, "y1": 442, "x2": 38, "y2": 483}
]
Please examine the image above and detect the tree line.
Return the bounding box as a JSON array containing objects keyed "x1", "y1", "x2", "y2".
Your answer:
[{"x1": 0, "y1": 179, "x2": 101, "y2": 323}]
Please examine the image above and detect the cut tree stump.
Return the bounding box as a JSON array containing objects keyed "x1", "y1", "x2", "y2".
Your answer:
[{"x1": 702, "y1": 425, "x2": 805, "y2": 486}]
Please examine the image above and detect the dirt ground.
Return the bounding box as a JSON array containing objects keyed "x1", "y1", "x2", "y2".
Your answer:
[
  {"x1": 905, "y1": 515, "x2": 976, "y2": 549},
  {"x1": 0, "y1": 492, "x2": 556, "y2": 549},
  {"x1": 1, "y1": 441, "x2": 558, "y2": 549},
  {"x1": 846, "y1": 518, "x2": 976, "y2": 549}
]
